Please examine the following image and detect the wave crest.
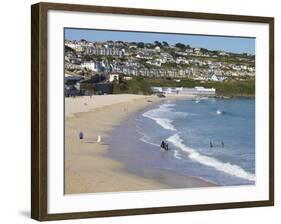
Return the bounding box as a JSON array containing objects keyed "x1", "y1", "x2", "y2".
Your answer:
[
  {"x1": 143, "y1": 103, "x2": 194, "y2": 131},
  {"x1": 167, "y1": 134, "x2": 255, "y2": 182}
]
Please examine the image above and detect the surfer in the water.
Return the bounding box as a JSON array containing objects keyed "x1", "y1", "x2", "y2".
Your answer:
[{"x1": 210, "y1": 141, "x2": 213, "y2": 148}]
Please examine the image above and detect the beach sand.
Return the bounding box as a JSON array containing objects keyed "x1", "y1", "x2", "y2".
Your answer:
[{"x1": 65, "y1": 94, "x2": 214, "y2": 194}]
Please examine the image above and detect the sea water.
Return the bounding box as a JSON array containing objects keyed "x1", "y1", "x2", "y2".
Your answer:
[{"x1": 108, "y1": 98, "x2": 255, "y2": 186}]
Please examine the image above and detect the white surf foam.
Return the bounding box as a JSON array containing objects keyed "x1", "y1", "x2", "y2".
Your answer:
[
  {"x1": 139, "y1": 135, "x2": 160, "y2": 147},
  {"x1": 136, "y1": 127, "x2": 160, "y2": 148},
  {"x1": 167, "y1": 134, "x2": 255, "y2": 182},
  {"x1": 216, "y1": 110, "x2": 222, "y2": 115},
  {"x1": 153, "y1": 118, "x2": 176, "y2": 131},
  {"x1": 174, "y1": 149, "x2": 182, "y2": 160},
  {"x1": 143, "y1": 102, "x2": 194, "y2": 131}
]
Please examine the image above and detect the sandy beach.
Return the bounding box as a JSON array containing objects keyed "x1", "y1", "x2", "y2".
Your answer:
[{"x1": 65, "y1": 94, "x2": 214, "y2": 194}]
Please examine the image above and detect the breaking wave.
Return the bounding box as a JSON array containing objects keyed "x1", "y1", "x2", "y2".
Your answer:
[
  {"x1": 167, "y1": 134, "x2": 255, "y2": 182},
  {"x1": 142, "y1": 103, "x2": 195, "y2": 131}
]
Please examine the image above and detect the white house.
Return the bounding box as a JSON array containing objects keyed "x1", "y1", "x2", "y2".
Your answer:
[
  {"x1": 123, "y1": 76, "x2": 132, "y2": 81},
  {"x1": 155, "y1": 46, "x2": 161, "y2": 52},
  {"x1": 109, "y1": 74, "x2": 119, "y2": 82},
  {"x1": 65, "y1": 42, "x2": 84, "y2": 52},
  {"x1": 211, "y1": 74, "x2": 219, "y2": 81},
  {"x1": 81, "y1": 62, "x2": 98, "y2": 71}
]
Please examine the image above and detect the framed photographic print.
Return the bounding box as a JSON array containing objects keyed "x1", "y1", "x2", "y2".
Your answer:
[{"x1": 31, "y1": 2, "x2": 274, "y2": 221}]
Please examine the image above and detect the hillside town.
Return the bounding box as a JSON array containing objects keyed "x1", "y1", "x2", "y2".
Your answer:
[{"x1": 64, "y1": 39, "x2": 255, "y2": 96}]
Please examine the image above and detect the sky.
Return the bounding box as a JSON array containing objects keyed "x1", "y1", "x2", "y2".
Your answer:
[{"x1": 65, "y1": 28, "x2": 255, "y2": 54}]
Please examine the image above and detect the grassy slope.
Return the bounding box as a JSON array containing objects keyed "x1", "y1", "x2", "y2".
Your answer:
[{"x1": 113, "y1": 77, "x2": 255, "y2": 97}]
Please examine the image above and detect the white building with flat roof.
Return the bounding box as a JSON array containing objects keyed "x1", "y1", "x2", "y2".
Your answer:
[{"x1": 151, "y1": 86, "x2": 216, "y2": 95}]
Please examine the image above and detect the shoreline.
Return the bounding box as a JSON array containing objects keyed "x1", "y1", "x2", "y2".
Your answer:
[
  {"x1": 65, "y1": 94, "x2": 215, "y2": 194},
  {"x1": 215, "y1": 94, "x2": 255, "y2": 99}
]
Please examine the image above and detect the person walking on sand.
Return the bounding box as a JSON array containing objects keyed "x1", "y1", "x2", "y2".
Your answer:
[{"x1": 79, "y1": 131, "x2": 84, "y2": 141}]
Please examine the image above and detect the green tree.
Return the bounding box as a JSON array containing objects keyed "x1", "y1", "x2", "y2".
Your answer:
[
  {"x1": 137, "y1": 42, "x2": 145, "y2": 48},
  {"x1": 65, "y1": 45, "x2": 75, "y2": 52},
  {"x1": 154, "y1": 41, "x2": 162, "y2": 47},
  {"x1": 82, "y1": 68, "x2": 92, "y2": 79},
  {"x1": 162, "y1": 41, "x2": 169, "y2": 47},
  {"x1": 200, "y1": 48, "x2": 209, "y2": 54},
  {"x1": 83, "y1": 54, "x2": 92, "y2": 62},
  {"x1": 175, "y1": 43, "x2": 186, "y2": 49}
]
